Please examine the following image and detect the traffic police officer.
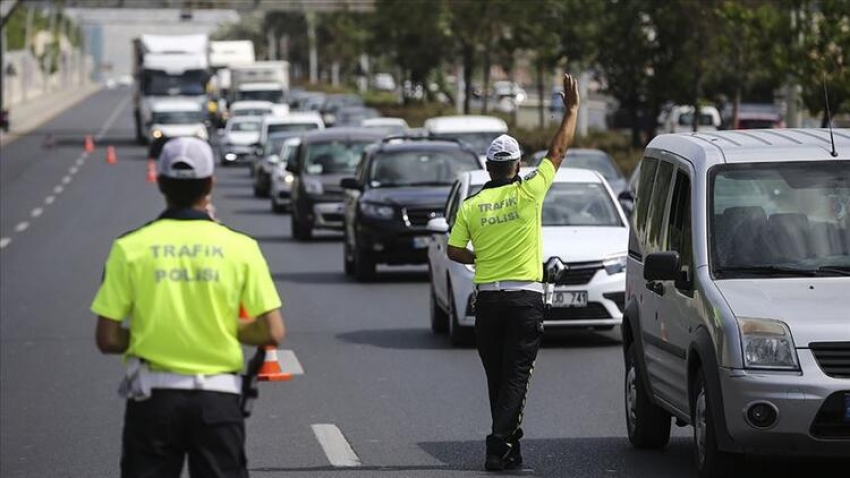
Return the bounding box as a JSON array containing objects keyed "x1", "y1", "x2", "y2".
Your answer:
[
  {"x1": 447, "y1": 74, "x2": 580, "y2": 471},
  {"x1": 92, "y1": 137, "x2": 285, "y2": 478}
]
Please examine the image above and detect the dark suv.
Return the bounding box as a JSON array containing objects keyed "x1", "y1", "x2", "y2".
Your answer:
[
  {"x1": 340, "y1": 137, "x2": 483, "y2": 281},
  {"x1": 287, "y1": 128, "x2": 385, "y2": 240}
]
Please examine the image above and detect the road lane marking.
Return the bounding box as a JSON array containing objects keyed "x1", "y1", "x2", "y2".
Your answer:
[
  {"x1": 96, "y1": 95, "x2": 131, "y2": 140},
  {"x1": 61, "y1": 176, "x2": 72, "y2": 184},
  {"x1": 76, "y1": 157, "x2": 86, "y2": 166},
  {"x1": 69, "y1": 166, "x2": 79, "y2": 175},
  {"x1": 0, "y1": 238, "x2": 10, "y2": 249},
  {"x1": 44, "y1": 196, "x2": 55, "y2": 205},
  {"x1": 31, "y1": 208, "x2": 43, "y2": 218},
  {"x1": 14, "y1": 222, "x2": 29, "y2": 233},
  {"x1": 53, "y1": 186, "x2": 64, "y2": 194},
  {"x1": 277, "y1": 350, "x2": 305, "y2": 375},
  {"x1": 311, "y1": 424, "x2": 361, "y2": 468}
]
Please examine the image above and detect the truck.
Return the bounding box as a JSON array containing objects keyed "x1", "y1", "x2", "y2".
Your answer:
[
  {"x1": 208, "y1": 40, "x2": 255, "y2": 125},
  {"x1": 132, "y1": 34, "x2": 210, "y2": 144},
  {"x1": 229, "y1": 61, "x2": 290, "y2": 107}
]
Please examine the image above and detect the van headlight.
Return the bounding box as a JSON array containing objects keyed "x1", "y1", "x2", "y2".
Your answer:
[
  {"x1": 603, "y1": 253, "x2": 627, "y2": 275},
  {"x1": 152, "y1": 129, "x2": 163, "y2": 139},
  {"x1": 737, "y1": 317, "x2": 799, "y2": 370}
]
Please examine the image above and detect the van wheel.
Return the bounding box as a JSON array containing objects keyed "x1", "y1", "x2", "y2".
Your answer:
[
  {"x1": 693, "y1": 368, "x2": 740, "y2": 478},
  {"x1": 625, "y1": 342, "x2": 671, "y2": 448},
  {"x1": 429, "y1": 278, "x2": 448, "y2": 334},
  {"x1": 447, "y1": 280, "x2": 474, "y2": 347}
]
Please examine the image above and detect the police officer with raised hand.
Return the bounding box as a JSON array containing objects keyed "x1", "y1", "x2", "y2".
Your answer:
[
  {"x1": 92, "y1": 137, "x2": 285, "y2": 478},
  {"x1": 446, "y1": 73, "x2": 580, "y2": 471}
]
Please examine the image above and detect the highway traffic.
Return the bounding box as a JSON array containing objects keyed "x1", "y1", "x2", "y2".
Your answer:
[{"x1": 1, "y1": 88, "x2": 847, "y2": 477}]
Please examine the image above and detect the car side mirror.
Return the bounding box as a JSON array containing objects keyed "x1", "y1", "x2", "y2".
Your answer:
[
  {"x1": 285, "y1": 160, "x2": 299, "y2": 174},
  {"x1": 426, "y1": 217, "x2": 449, "y2": 233},
  {"x1": 618, "y1": 190, "x2": 635, "y2": 215},
  {"x1": 340, "y1": 177, "x2": 361, "y2": 190},
  {"x1": 644, "y1": 251, "x2": 680, "y2": 281}
]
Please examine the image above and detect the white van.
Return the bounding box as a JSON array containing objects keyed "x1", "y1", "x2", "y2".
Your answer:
[
  {"x1": 423, "y1": 115, "x2": 509, "y2": 163},
  {"x1": 148, "y1": 99, "x2": 207, "y2": 143},
  {"x1": 624, "y1": 128, "x2": 850, "y2": 476}
]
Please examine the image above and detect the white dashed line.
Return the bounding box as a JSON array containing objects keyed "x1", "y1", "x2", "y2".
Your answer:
[
  {"x1": 311, "y1": 424, "x2": 361, "y2": 468},
  {"x1": 277, "y1": 350, "x2": 305, "y2": 375},
  {"x1": 95, "y1": 95, "x2": 131, "y2": 140},
  {"x1": 14, "y1": 222, "x2": 29, "y2": 233},
  {"x1": 61, "y1": 176, "x2": 72, "y2": 184},
  {"x1": 44, "y1": 196, "x2": 55, "y2": 205},
  {"x1": 76, "y1": 157, "x2": 86, "y2": 166},
  {"x1": 0, "y1": 238, "x2": 10, "y2": 249},
  {"x1": 69, "y1": 166, "x2": 79, "y2": 175},
  {"x1": 54, "y1": 185, "x2": 64, "y2": 194},
  {"x1": 31, "y1": 208, "x2": 43, "y2": 218}
]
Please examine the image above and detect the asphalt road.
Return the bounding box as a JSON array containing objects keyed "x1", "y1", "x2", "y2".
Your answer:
[{"x1": 1, "y1": 90, "x2": 846, "y2": 477}]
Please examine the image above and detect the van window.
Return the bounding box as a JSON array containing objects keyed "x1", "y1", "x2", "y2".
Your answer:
[
  {"x1": 645, "y1": 161, "x2": 675, "y2": 253},
  {"x1": 634, "y1": 157, "x2": 658, "y2": 241},
  {"x1": 667, "y1": 170, "x2": 693, "y2": 290}
]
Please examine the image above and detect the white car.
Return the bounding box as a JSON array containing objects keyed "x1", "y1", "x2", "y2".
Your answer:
[
  {"x1": 361, "y1": 117, "x2": 410, "y2": 137},
  {"x1": 228, "y1": 100, "x2": 274, "y2": 119},
  {"x1": 258, "y1": 112, "x2": 324, "y2": 149},
  {"x1": 219, "y1": 116, "x2": 263, "y2": 165},
  {"x1": 269, "y1": 137, "x2": 301, "y2": 213},
  {"x1": 423, "y1": 115, "x2": 508, "y2": 164},
  {"x1": 427, "y1": 168, "x2": 629, "y2": 345},
  {"x1": 658, "y1": 105, "x2": 722, "y2": 133},
  {"x1": 148, "y1": 99, "x2": 208, "y2": 142}
]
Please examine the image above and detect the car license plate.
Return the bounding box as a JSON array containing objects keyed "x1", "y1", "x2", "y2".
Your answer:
[
  {"x1": 845, "y1": 394, "x2": 850, "y2": 422},
  {"x1": 412, "y1": 236, "x2": 430, "y2": 249},
  {"x1": 553, "y1": 291, "x2": 588, "y2": 308}
]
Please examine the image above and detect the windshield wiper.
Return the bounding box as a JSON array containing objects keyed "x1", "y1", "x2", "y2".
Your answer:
[
  {"x1": 814, "y1": 266, "x2": 850, "y2": 276},
  {"x1": 716, "y1": 265, "x2": 820, "y2": 277}
]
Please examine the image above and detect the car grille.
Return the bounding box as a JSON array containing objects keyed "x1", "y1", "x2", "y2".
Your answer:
[
  {"x1": 322, "y1": 213, "x2": 344, "y2": 223},
  {"x1": 404, "y1": 207, "x2": 442, "y2": 227},
  {"x1": 544, "y1": 303, "x2": 610, "y2": 320},
  {"x1": 543, "y1": 261, "x2": 603, "y2": 285},
  {"x1": 810, "y1": 342, "x2": 850, "y2": 378},
  {"x1": 810, "y1": 392, "x2": 850, "y2": 439}
]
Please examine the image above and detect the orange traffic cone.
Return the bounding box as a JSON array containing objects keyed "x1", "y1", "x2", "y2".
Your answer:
[
  {"x1": 146, "y1": 159, "x2": 157, "y2": 183},
  {"x1": 257, "y1": 346, "x2": 291, "y2": 382},
  {"x1": 84, "y1": 135, "x2": 94, "y2": 153},
  {"x1": 106, "y1": 146, "x2": 117, "y2": 164}
]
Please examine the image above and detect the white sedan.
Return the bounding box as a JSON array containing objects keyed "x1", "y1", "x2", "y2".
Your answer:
[{"x1": 427, "y1": 168, "x2": 629, "y2": 346}]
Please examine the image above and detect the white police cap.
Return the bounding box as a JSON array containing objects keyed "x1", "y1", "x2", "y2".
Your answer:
[
  {"x1": 485, "y1": 134, "x2": 521, "y2": 162},
  {"x1": 158, "y1": 137, "x2": 215, "y2": 179}
]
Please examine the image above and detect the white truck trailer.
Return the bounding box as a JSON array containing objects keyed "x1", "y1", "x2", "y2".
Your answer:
[
  {"x1": 132, "y1": 34, "x2": 210, "y2": 143},
  {"x1": 229, "y1": 61, "x2": 290, "y2": 107}
]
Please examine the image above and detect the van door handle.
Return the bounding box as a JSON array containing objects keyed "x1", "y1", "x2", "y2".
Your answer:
[{"x1": 645, "y1": 281, "x2": 665, "y2": 295}]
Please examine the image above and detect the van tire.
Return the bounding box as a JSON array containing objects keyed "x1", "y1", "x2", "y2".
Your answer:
[
  {"x1": 693, "y1": 368, "x2": 740, "y2": 478},
  {"x1": 625, "y1": 342, "x2": 671, "y2": 448}
]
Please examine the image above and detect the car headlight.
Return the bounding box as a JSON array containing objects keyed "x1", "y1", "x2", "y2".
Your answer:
[
  {"x1": 284, "y1": 174, "x2": 294, "y2": 184},
  {"x1": 303, "y1": 178, "x2": 323, "y2": 195},
  {"x1": 603, "y1": 252, "x2": 627, "y2": 275},
  {"x1": 360, "y1": 202, "x2": 395, "y2": 219},
  {"x1": 464, "y1": 263, "x2": 475, "y2": 273},
  {"x1": 152, "y1": 129, "x2": 163, "y2": 139},
  {"x1": 737, "y1": 317, "x2": 799, "y2": 370}
]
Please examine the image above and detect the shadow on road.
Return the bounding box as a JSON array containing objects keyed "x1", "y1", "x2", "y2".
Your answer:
[
  {"x1": 272, "y1": 270, "x2": 349, "y2": 284},
  {"x1": 336, "y1": 327, "x2": 454, "y2": 350},
  {"x1": 541, "y1": 329, "x2": 622, "y2": 349},
  {"x1": 213, "y1": 179, "x2": 252, "y2": 189}
]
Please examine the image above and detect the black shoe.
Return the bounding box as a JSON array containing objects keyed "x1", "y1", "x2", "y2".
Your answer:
[
  {"x1": 504, "y1": 452, "x2": 523, "y2": 470},
  {"x1": 484, "y1": 454, "x2": 505, "y2": 471}
]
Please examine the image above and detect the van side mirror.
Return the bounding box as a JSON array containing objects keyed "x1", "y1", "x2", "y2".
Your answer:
[
  {"x1": 644, "y1": 251, "x2": 680, "y2": 281},
  {"x1": 426, "y1": 217, "x2": 449, "y2": 233},
  {"x1": 340, "y1": 177, "x2": 361, "y2": 190},
  {"x1": 285, "y1": 158, "x2": 300, "y2": 174}
]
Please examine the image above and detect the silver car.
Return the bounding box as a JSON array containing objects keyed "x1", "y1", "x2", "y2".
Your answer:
[{"x1": 624, "y1": 128, "x2": 850, "y2": 477}]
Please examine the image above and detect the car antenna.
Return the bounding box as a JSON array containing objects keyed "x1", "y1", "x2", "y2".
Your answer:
[{"x1": 823, "y1": 74, "x2": 838, "y2": 157}]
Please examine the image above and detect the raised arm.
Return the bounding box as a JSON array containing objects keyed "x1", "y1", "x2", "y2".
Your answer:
[{"x1": 546, "y1": 74, "x2": 581, "y2": 171}]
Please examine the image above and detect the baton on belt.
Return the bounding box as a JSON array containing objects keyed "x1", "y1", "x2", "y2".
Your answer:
[{"x1": 240, "y1": 347, "x2": 266, "y2": 418}]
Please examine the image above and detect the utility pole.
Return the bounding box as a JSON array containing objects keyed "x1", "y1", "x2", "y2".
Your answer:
[
  {"x1": 22, "y1": 5, "x2": 33, "y2": 101},
  {"x1": 306, "y1": 11, "x2": 317, "y2": 84}
]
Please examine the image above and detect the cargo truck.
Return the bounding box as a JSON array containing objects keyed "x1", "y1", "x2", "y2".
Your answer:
[
  {"x1": 229, "y1": 61, "x2": 290, "y2": 107},
  {"x1": 132, "y1": 34, "x2": 210, "y2": 143}
]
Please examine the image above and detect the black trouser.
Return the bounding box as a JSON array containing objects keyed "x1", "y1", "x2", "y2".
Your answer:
[
  {"x1": 474, "y1": 290, "x2": 544, "y2": 457},
  {"x1": 121, "y1": 389, "x2": 247, "y2": 478}
]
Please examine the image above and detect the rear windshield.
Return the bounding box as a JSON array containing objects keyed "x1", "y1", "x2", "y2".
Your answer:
[
  {"x1": 152, "y1": 111, "x2": 203, "y2": 124},
  {"x1": 430, "y1": 132, "x2": 502, "y2": 156},
  {"x1": 268, "y1": 123, "x2": 319, "y2": 134}
]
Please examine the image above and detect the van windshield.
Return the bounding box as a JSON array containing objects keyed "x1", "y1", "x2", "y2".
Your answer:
[{"x1": 711, "y1": 162, "x2": 850, "y2": 277}]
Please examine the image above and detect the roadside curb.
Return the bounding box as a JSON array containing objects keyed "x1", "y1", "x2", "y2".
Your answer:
[{"x1": 0, "y1": 84, "x2": 104, "y2": 148}]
